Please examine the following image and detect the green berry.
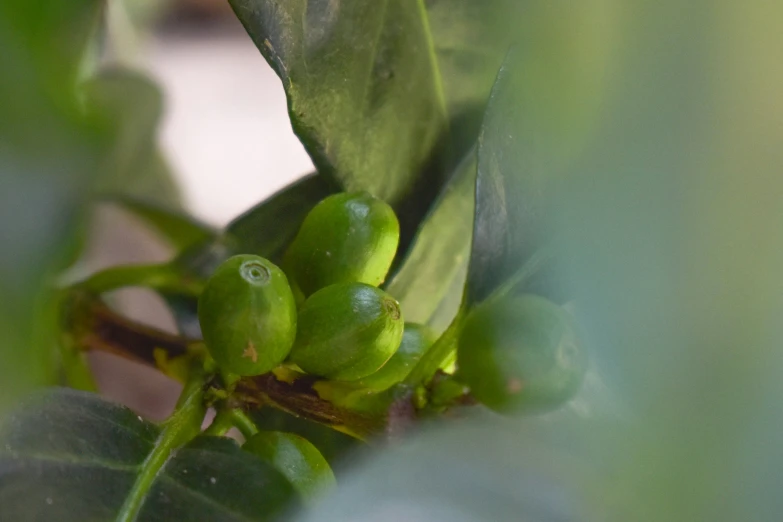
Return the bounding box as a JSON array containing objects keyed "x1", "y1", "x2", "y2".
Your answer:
[
  {"x1": 283, "y1": 192, "x2": 399, "y2": 297},
  {"x1": 243, "y1": 431, "x2": 336, "y2": 502},
  {"x1": 457, "y1": 294, "x2": 587, "y2": 413},
  {"x1": 357, "y1": 323, "x2": 437, "y2": 391},
  {"x1": 197, "y1": 254, "x2": 296, "y2": 376},
  {"x1": 290, "y1": 282, "x2": 404, "y2": 381}
]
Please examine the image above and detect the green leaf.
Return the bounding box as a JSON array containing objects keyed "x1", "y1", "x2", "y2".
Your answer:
[
  {"x1": 465, "y1": 48, "x2": 558, "y2": 305},
  {"x1": 384, "y1": 150, "x2": 475, "y2": 327},
  {"x1": 229, "y1": 1, "x2": 521, "y2": 204},
  {"x1": 229, "y1": 0, "x2": 451, "y2": 205},
  {"x1": 0, "y1": 388, "x2": 298, "y2": 521},
  {"x1": 84, "y1": 67, "x2": 182, "y2": 208},
  {"x1": 296, "y1": 417, "x2": 597, "y2": 522},
  {"x1": 105, "y1": 196, "x2": 217, "y2": 252}
]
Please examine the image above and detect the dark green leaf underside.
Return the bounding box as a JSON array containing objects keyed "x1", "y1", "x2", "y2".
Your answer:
[
  {"x1": 466, "y1": 48, "x2": 556, "y2": 305},
  {"x1": 0, "y1": 388, "x2": 296, "y2": 522}
]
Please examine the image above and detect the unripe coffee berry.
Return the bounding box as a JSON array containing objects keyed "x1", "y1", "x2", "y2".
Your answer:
[
  {"x1": 290, "y1": 282, "x2": 404, "y2": 381},
  {"x1": 283, "y1": 192, "x2": 399, "y2": 297},
  {"x1": 243, "y1": 431, "x2": 336, "y2": 502},
  {"x1": 457, "y1": 294, "x2": 587, "y2": 413},
  {"x1": 198, "y1": 255, "x2": 296, "y2": 376}
]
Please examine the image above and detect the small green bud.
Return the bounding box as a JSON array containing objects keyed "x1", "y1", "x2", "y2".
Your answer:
[
  {"x1": 457, "y1": 294, "x2": 587, "y2": 413},
  {"x1": 283, "y1": 192, "x2": 399, "y2": 297},
  {"x1": 197, "y1": 255, "x2": 296, "y2": 376},
  {"x1": 290, "y1": 282, "x2": 404, "y2": 381},
  {"x1": 243, "y1": 431, "x2": 336, "y2": 502},
  {"x1": 357, "y1": 323, "x2": 437, "y2": 391}
]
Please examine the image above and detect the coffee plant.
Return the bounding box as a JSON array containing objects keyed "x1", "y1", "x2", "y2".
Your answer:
[{"x1": 3, "y1": 1, "x2": 783, "y2": 521}]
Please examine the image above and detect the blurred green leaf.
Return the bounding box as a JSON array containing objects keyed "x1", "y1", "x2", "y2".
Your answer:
[
  {"x1": 0, "y1": 0, "x2": 106, "y2": 410},
  {"x1": 427, "y1": 0, "x2": 524, "y2": 155},
  {"x1": 106, "y1": 196, "x2": 216, "y2": 252},
  {"x1": 298, "y1": 417, "x2": 598, "y2": 522},
  {"x1": 0, "y1": 388, "x2": 298, "y2": 521},
  {"x1": 83, "y1": 67, "x2": 182, "y2": 207},
  {"x1": 464, "y1": 49, "x2": 554, "y2": 305},
  {"x1": 464, "y1": 2, "x2": 612, "y2": 306},
  {"x1": 385, "y1": 150, "x2": 475, "y2": 327}
]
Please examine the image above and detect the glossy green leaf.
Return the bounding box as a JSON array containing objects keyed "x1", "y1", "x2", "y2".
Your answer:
[
  {"x1": 384, "y1": 150, "x2": 475, "y2": 326},
  {"x1": 84, "y1": 67, "x2": 182, "y2": 208},
  {"x1": 106, "y1": 196, "x2": 216, "y2": 253},
  {"x1": 0, "y1": 388, "x2": 298, "y2": 521}
]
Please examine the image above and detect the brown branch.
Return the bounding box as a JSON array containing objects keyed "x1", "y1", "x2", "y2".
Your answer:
[
  {"x1": 62, "y1": 290, "x2": 192, "y2": 366},
  {"x1": 62, "y1": 289, "x2": 388, "y2": 439},
  {"x1": 234, "y1": 375, "x2": 385, "y2": 439}
]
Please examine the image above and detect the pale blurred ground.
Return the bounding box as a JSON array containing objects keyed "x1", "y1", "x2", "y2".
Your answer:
[{"x1": 89, "y1": 11, "x2": 313, "y2": 419}]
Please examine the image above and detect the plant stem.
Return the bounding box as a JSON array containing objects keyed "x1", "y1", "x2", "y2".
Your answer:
[
  {"x1": 115, "y1": 364, "x2": 207, "y2": 522},
  {"x1": 230, "y1": 409, "x2": 260, "y2": 439},
  {"x1": 79, "y1": 262, "x2": 204, "y2": 296},
  {"x1": 64, "y1": 289, "x2": 195, "y2": 367},
  {"x1": 203, "y1": 408, "x2": 237, "y2": 437}
]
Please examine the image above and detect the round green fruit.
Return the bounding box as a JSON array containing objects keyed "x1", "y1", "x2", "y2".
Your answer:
[
  {"x1": 357, "y1": 322, "x2": 437, "y2": 391},
  {"x1": 197, "y1": 254, "x2": 296, "y2": 376},
  {"x1": 243, "y1": 431, "x2": 336, "y2": 502},
  {"x1": 457, "y1": 294, "x2": 587, "y2": 413},
  {"x1": 283, "y1": 192, "x2": 399, "y2": 297},
  {"x1": 290, "y1": 282, "x2": 404, "y2": 381}
]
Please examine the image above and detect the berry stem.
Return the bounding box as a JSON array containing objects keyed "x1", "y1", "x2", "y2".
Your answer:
[{"x1": 115, "y1": 362, "x2": 207, "y2": 522}]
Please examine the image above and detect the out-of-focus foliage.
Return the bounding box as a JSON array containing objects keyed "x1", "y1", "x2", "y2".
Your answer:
[
  {"x1": 299, "y1": 1, "x2": 783, "y2": 521},
  {"x1": 0, "y1": 0, "x2": 106, "y2": 411},
  {"x1": 84, "y1": 67, "x2": 182, "y2": 207}
]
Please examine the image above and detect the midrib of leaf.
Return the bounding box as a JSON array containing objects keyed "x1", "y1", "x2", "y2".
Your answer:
[
  {"x1": 114, "y1": 372, "x2": 205, "y2": 522},
  {"x1": 415, "y1": 0, "x2": 451, "y2": 136}
]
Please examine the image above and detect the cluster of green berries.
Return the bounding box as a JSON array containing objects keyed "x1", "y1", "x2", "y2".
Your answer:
[
  {"x1": 195, "y1": 191, "x2": 586, "y2": 501},
  {"x1": 197, "y1": 192, "x2": 430, "y2": 389},
  {"x1": 198, "y1": 191, "x2": 586, "y2": 415}
]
